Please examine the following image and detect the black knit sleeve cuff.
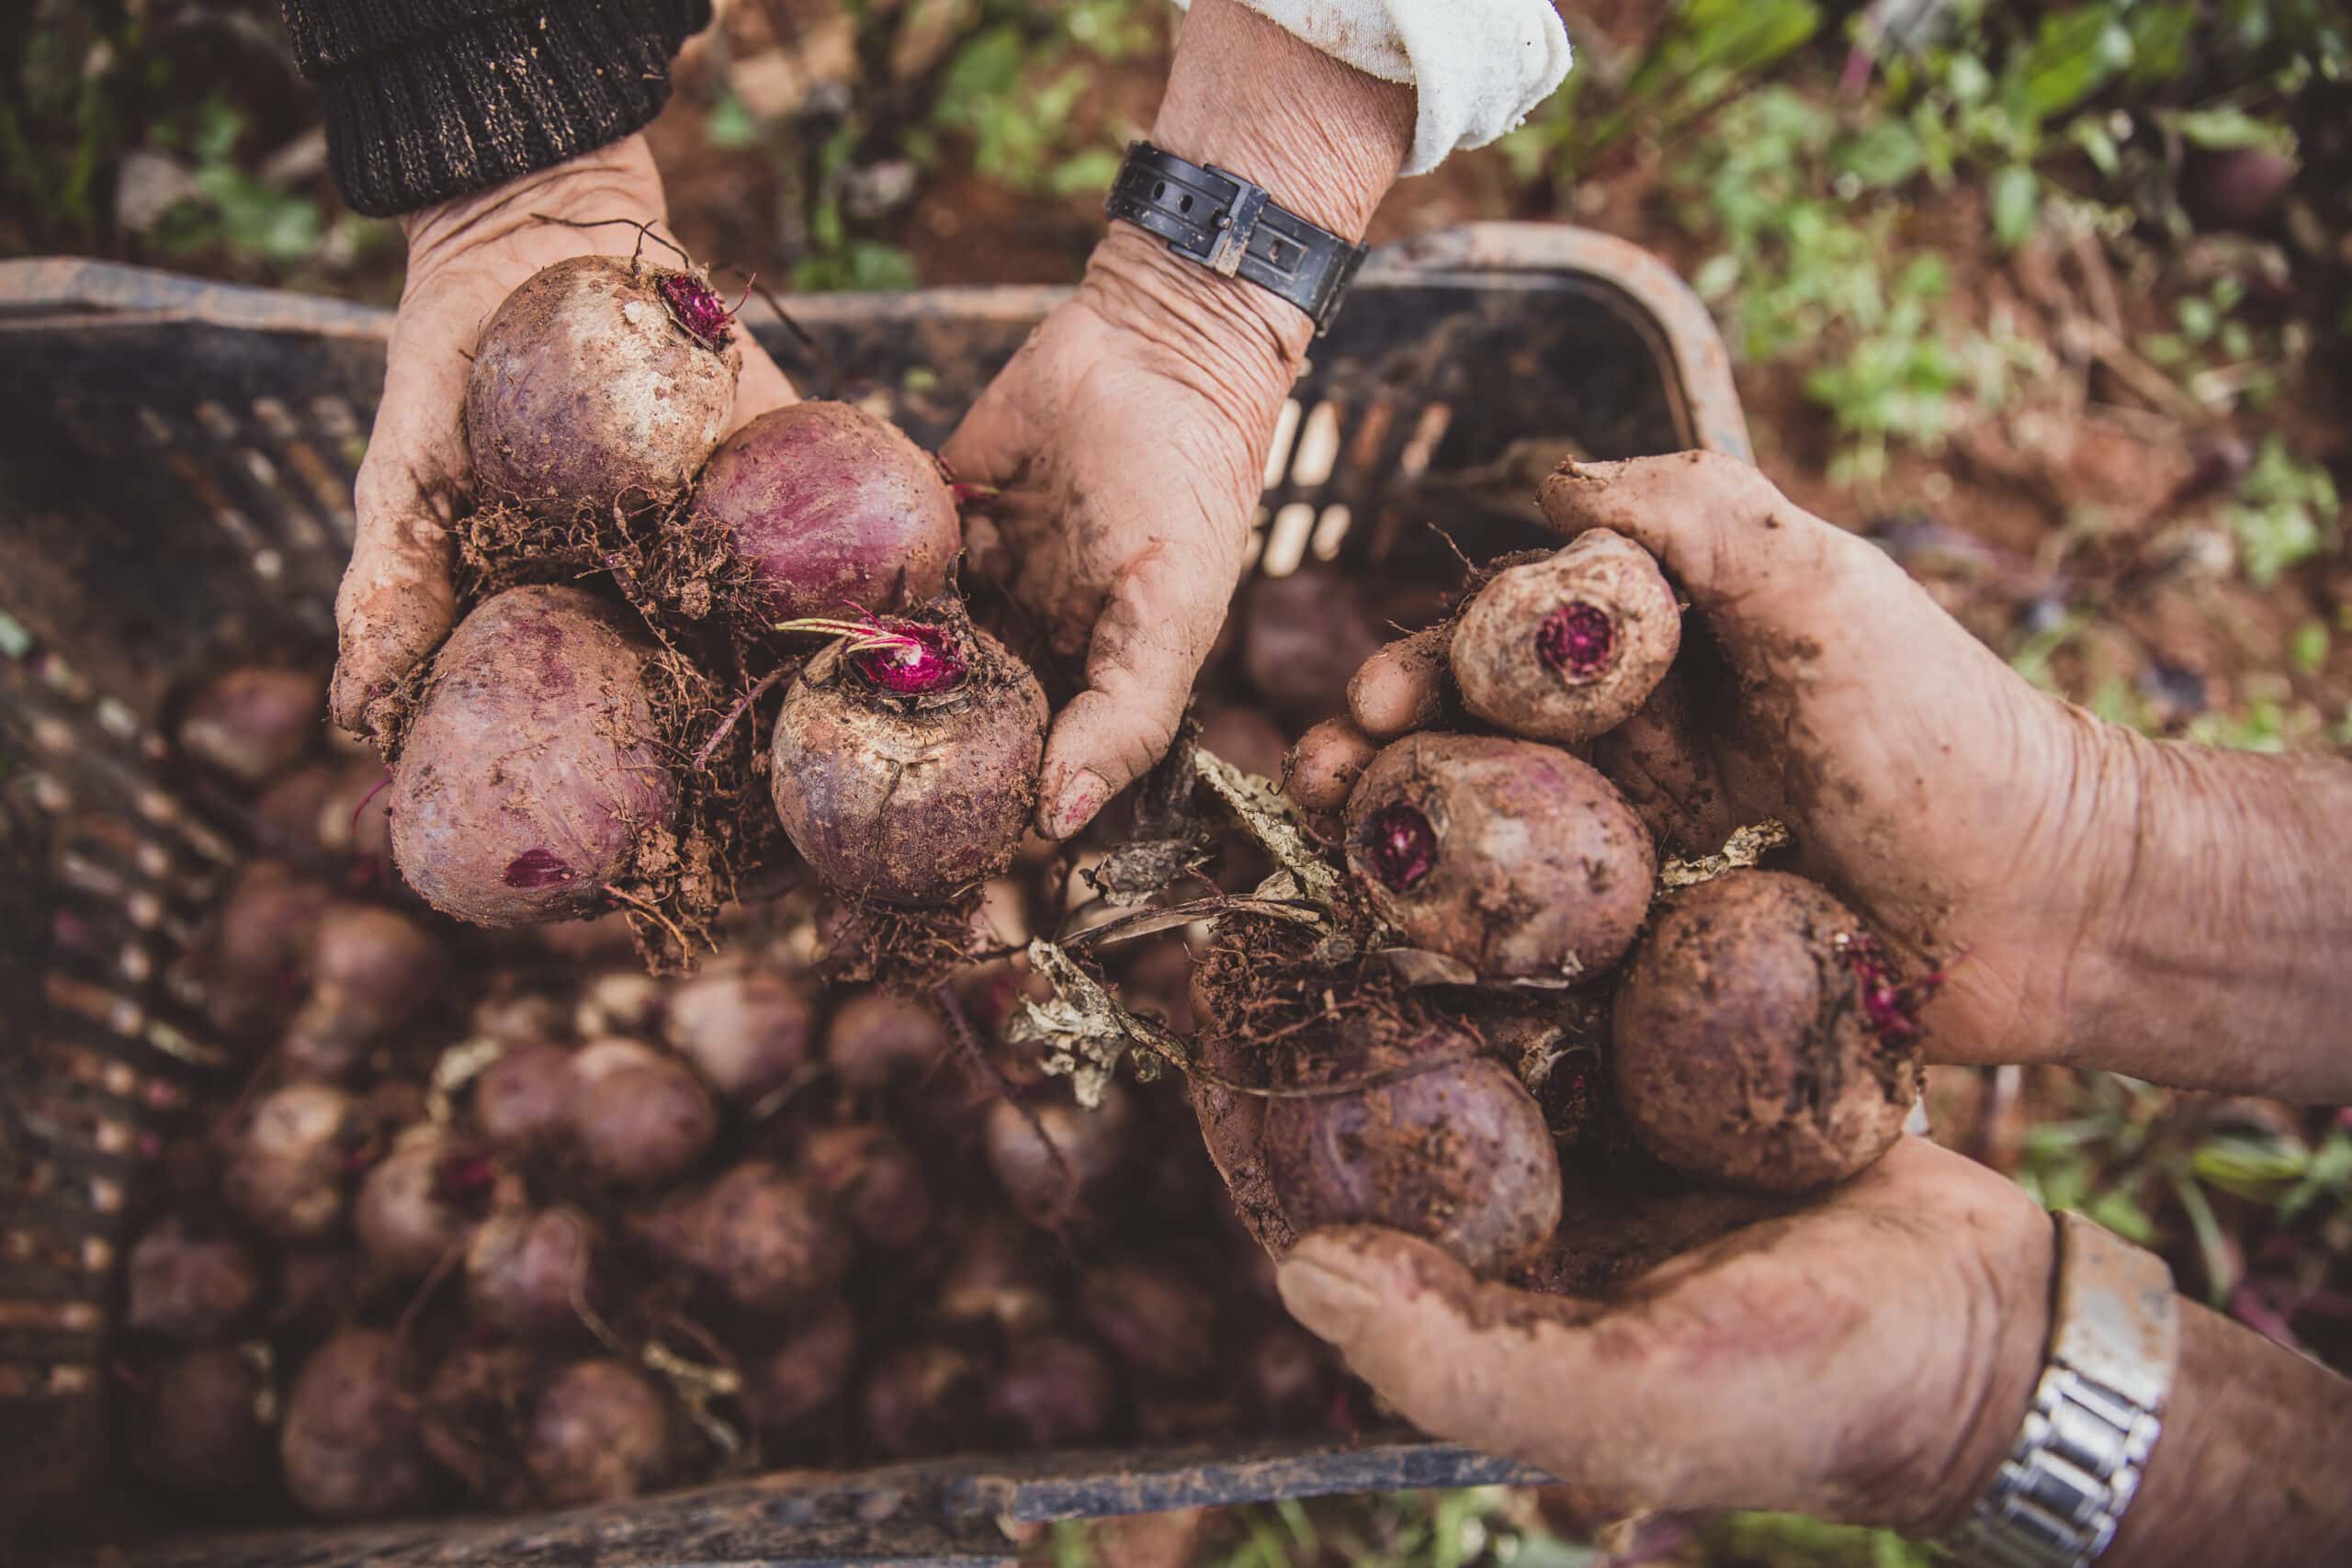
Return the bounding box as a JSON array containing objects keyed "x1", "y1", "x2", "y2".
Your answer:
[{"x1": 288, "y1": 1, "x2": 712, "y2": 219}]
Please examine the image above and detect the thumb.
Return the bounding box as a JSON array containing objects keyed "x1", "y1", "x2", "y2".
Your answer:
[
  {"x1": 1277, "y1": 1228, "x2": 1608, "y2": 1480},
  {"x1": 1034, "y1": 544, "x2": 1210, "y2": 840}
]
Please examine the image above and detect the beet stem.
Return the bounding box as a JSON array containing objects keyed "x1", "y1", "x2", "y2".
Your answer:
[{"x1": 690, "y1": 667, "x2": 788, "y2": 773}]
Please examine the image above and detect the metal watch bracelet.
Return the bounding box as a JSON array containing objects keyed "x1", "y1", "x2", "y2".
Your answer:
[{"x1": 1942, "y1": 1212, "x2": 2178, "y2": 1568}]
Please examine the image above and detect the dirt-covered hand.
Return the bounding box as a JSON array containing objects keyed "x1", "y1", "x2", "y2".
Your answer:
[
  {"x1": 1278, "y1": 1136, "x2": 2051, "y2": 1533},
  {"x1": 334, "y1": 134, "x2": 795, "y2": 740},
  {"x1": 944, "y1": 228, "x2": 1298, "y2": 840},
  {"x1": 1294, "y1": 451, "x2": 2142, "y2": 1069}
]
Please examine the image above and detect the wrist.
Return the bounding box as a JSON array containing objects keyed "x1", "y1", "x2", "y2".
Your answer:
[
  {"x1": 402, "y1": 133, "x2": 670, "y2": 287},
  {"x1": 1906, "y1": 1213, "x2": 2056, "y2": 1533}
]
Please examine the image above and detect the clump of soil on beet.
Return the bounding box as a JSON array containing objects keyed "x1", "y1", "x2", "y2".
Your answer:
[
  {"x1": 1611, "y1": 869, "x2": 1930, "y2": 1192},
  {"x1": 770, "y1": 598, "x2": 1046, "y2": 907}
]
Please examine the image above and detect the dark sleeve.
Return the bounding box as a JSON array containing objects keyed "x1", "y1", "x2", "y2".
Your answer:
[{"x1": 280, "y1": 0, "x2": 713, "y2": 218}]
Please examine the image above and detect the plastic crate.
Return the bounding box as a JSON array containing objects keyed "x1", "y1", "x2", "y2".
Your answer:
[{"x1": 0, "y1": 223, "x2": 1747, "y2": 1567}]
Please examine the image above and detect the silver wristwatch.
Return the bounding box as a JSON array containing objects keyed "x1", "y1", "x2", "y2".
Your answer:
[{"x1": 1942, "y1": 1211, "x2": 2178, "y2": 1568}]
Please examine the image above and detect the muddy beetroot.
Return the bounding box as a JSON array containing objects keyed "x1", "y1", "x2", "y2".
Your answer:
[
  {"x1": 176, "y1": 665, "x2": 323, "y2": 783},
  {"x1": 823, "y1": 988, "x2": 947, "y2": 1091},
  {"x1": 1611, "y1": 870, "x2": 1926, "y2": 1191},
  {"x1": 770, "y1": 609, "x2": 1046, "y2": 905},
  {"x1": 465, "y1": 1206, "x2": 598, "y2": 1336},
  {"x1": 688, "y1": 400, "x2": 959, "y2": 622},
  {"x1": 744, "y1": 1297, "x2": 858, "y2": 1438},
  {"x1": 641, "y1": 1159, "x2": 850, "y2": 1314},
  {"x1": 568, "y1": 1040, "x2": 716, "y2": 1187},
  {"x1": 982, "y1": 1086, "x2": 1132, "y2": 1227},
  {"x1": 798, "y1": 1123, "x2": 932, "y2": 1250},
  {"x1": 469, "y1": 1043, "x2": 578, "y2": 1152},
  {"x1": 354, "y1": 1129, "x2": 516, "y2": 1278},
  {"x1": 1346, "y1": 733, "x2": 1655, "y2": 985},
  {"x1": 1263, "y1": 1020, "x2": 1561, "y2": 1276},
  {"x1": 466, "y1": 255, "x2": 738, "y2": 518},
  {"x1": 1450, "y1": 530, "x2": 1680, "y2": 744},
  {"x1": 390, "y1": 586, "x2": 677, "y2": 928},
  {"x1": 280, "y1": 1330, "x2": 435, "y2": 1518},
  {"x1": 123, "y1": 1219, "x2": 261, "y2": 1341},
  {"x1": 125, "y1": 1346, "x2": 276, "y2": 1496},
  {"x1": 219, "y1": 1083, "x2": 360, "y2": 1242},
  {"x1": 279, "y1": 902, "x2": 443, "y2": 1080},
  {"x1": 989, "y1": 1334, "x2": 1114, "y2": 1449},
  {"x1": 862, "y1": 1342, "x2": 987, "y2": 1459},
  {"x1": 524, "y1": 1359, "x2": 675, "y2": 1506},
  {"x1": 663, "y1": 955, "x2": 814, "y2": 1100}
]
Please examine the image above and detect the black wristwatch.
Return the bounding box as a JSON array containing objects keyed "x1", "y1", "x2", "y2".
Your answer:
[{"x1": 1104, "y1": 141, "x2": 1368, "y2": 336}]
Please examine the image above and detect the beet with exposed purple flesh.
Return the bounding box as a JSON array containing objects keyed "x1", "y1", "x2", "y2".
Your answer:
[
  {"x1": 466, "y1": 255, "x2": 739, "y2": 519},
  {"x1": 1611, "y1": 870, "x2": 1926, "y2": 1192},
  {"x1": 1346, "y1": 731, "x2": 1655, "y2": 985},
  {"x1": 1450, "y1": 529, "x2": 1680, "y2": 744},
  {"x1": 390, "y1": 585, "x2": 677, "y2": 928},
  {"x1": 770, "y1": 608, "x2": 1046, "y2": 905},
  {"x1": 687, "y1": 400, "x2": 959, "y2": 622}
]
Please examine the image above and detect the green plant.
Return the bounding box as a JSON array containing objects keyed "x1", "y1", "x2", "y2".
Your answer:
[{"x1": 2225, "y1": 436, "x2": 2339, "y2": 587}]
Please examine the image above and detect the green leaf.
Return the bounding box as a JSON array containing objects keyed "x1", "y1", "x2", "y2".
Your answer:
[
  {"x1": 2070, "y1": 118, "x2": 2120, "y2": 178},
  {"x1": 1047, "y1": 146, "x2": 1122, "y2": 197},
  {"x1": 2009, "y1": 11, "x2": 2135, "y2": 123},
  {"x1": 2292, "y1": 619, "x2": 2331, "y2": 674},
  {"x1": 704, "y1": 92, "x2": 760, "y2": 151},
  {"x1": 1991, "y1": 164, "x2": 2040, "y2": 248},
  {"x1": 1838, "y1": 120, "x2": 1925, "y2": 189},
  {"x1": 1690, "y1": 251, "x2": 1742, "y2": 301},
  {"x1": 2165, "y1": 107, "x2": 2297, "y2": 154}
]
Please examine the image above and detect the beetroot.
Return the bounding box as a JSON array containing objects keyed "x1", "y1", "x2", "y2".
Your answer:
[
  {"x1": 1450, "y1": 530, "x2": 1680, "y2": 744},
  {"x1": 469, "y1": 984, "x2": 567, "y2": 1047},
  {"x1": 989, "y1": 1334, "x2": 1114, "y2": 1449},
  {"x1": 465, "y1": 1206, "x2": 598, "y2": 1336},
  {"x1": 568, "y1": 1040, "x2": 716, "y2": 1187},
  {"x1": 745, "y1": 1296, "x2": 858, "y2": 1438},
  {"x1": 280, "y1": 1330, "x2": 435, "y2": 1518},
  {"x1": 219, "y1": 1082, "x2": 359, "y2": 1242},
  {"x1": 1611, "y1": 870, "x2": 1925, "y2": 1192},
  {"x1": 663, "y1": 955, "x2": 814, "y2": 1100},
  {"x1": 1245, "y1": 1322, "x2": 1336, "y2": 1427},
  {"x1": 797, "y1": 1124, "x2": 932, "y2": 1250},
  {"x1": 1262, "y1": 1020, "x2": 1561, "y2": 1276},
  {"x1": 1284, "y1": 716, "x2": 1377, "y2": 815},
  {"x1": 642, "y1": 1160, "x2": 850, "y2": 1313},
  {"x1": 575, "y1": 968, "x2": 667, "y2": 1041},
  {"x1": 279, "y1": 902, "x2": 443, "y2": 1080},
  {"x1": 982, "y1": 1086, "x2": 1133, "y2": 1228},
  {"x1": 1079, "y1": 1260, "x2": 1216, "y2": 1382},
  {"x1": 391, "y1": 587, "x2": 679, "y2": 928},
  {"x1": 314, "y1": 756, "x2": 396, "y2": 863},
  {"x1": 524, "y1": 1359, "x2": 675, "y2": 1506},
  {"x1": 198, "y1": 863, "x2": 332, "y2": 1039},
  {"x1": 770, "y1": 609, "x2": 1046, "y2": 905},
  {"x1": 688, "y1": 400, "x2": 960, "y2": 621},
  {"x1": 123, "y1": 1219, "x2": 261, "y2": 1341},
  {"x1": 354, "y1": 1129, "x2": 516, "y2": 1277},
  {"x1": 470, "y1": 1043, "x2": 578, "y2": 1152},
  {"x1": 125, "y1": 1346, "x2": 276, "y2": 1496},
  {"x1": 823, "y1": 988, "x2": 947, "y2": 1091},
  {"x1": 1239, "y1": 570, "x2": 1389, "y2": 721},
  {"x1": 861, "y1": 1343, "x2": 987, "y2": 1459},
  {"x1": 176, "y1": 665, "x2": 323, "y2": 783},
  {"x1": 936, "y1": 1223, "x2": 1057, "y2": 1337},
  {"x1": 466, "y1": 254, "x2": 739, "y2": 518},
  {"x1": 1345, "y1": 732, "x2": 1655, "y2": 985}
]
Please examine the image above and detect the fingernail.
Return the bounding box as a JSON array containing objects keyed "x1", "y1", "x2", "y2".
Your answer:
[
  {"x1": 1276, "y1": 1248, "x2": 1379, "y2": 1345},
  {"x1": 1044, "y1": 767, "x2": 1110, "y2": 840}
]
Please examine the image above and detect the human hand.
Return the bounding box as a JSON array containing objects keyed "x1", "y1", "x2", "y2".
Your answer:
[
  {"x1": 1276, "y1": 1136, "x2": 2051, "y2": 1533},
  {"x1": 1291, "y1": 451, "x2": 2144, "y2": 1071},
  {"x1": 333, "y1": 134, "x2": 796, "y2": 739}
]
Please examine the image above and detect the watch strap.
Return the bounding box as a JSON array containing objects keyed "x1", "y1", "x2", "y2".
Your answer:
[
  {"x1": 1942, "y1": 1213, "x2": 2177, "y2": 1568},
  {"x1": 1105, "y1": 141, "x2": 1367, "y2": 335}
]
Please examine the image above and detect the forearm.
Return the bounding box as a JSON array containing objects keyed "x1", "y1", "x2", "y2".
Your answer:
[
  {"x1": 2102, "y1": 1300, "x2": 2352, "y2": 1567},
  {"x1": 1079, "y1": 0, "x2": 1414, "y2": 414},
  {"x1": 2060, "y1": 739, "x2": 2352, "y2": 1100}
]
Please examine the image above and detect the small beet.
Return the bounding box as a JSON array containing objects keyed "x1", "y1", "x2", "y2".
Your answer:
[
  {"x1": 198, "y1": 863, "x2": 332, "y2": 1039},
  {"x1": 687, "y1": 400, "x2": 959, "y2": 621},
  {"x1": 469, "y1": 1043, "x2": 578, "y2": 1152},
  {"x1": 466, "y1": 254, "x2": 739, "y2": 519},
  {"x1": 982, "y1": 1086, "x2": 1133, "y2": 1228},
  {"x1": 1262, "y1": 1019, "x2": 1561, "y2": 1276},
  {"x1": 525, "y1": 1359, "x2": 674, "y2": 1506},
  {"x1": 1246, "y1": 1322, "x2": 1337, "y2": 1427},
  {"x1": 1450, "y1": 530, "x2": 1679, "y2": 744},
  {"x1": 470, "y1": 987, "x2": 568, "y2": 1047},
  {"x1": 125, "y1": 1345, "x2": 276, "y2": 1496},
  {"x1": 936, "y1": 1223, "x2": 1057, "y2": 1337},
  {"x1": 314, "y1": 756, "x2": 396, "y2": 863},
  {"x1": 664, "y1": 955, "x2": 815, "y2": 1100},
  {"x1": 1239, "y1": 570, "x2": 1389, "y2": 721},
  {"x1": 1345, "y1": 732, "x2": 1655, "y2": 985},
  {"x1": 989, "y1": 1334, "x2": 1115, "y2": 1449},
  {"x1": 798, "y1": 1123, "x2": 933, "y2": 1250},
  {"x1": 278, "y1": 902, "x2": 443, "y2": 1080},
  {"x1": 465, "y1": 1206, "x2": 598, "y2": 1336},
  {"x1": 575, "y1": 968, "x2": 667, "y2": 1041},
  {"x1": 219, "y1": 1083, "x2": 359, "y2": 1242},
  {"x1": 744, "y1": 1296, "x2": 857, "y2": 1438},
  {"x1": 390, "y1": 586, "x2": 677, "y2": 928},
  {"x1": 568, "y1": 1042, "x2": 716, "y2": 1187},
  {"x1": 123, "y1": 1218, "x2": 262, "y2": 1341},
  {"x1": 354, "y1": 1129, "x2": 516, "y2": 1278},
  {"x1": 861, "y1": 1342, "x2": 987, "y2": 1459},
  {"x1": 643, "y1": 1160, "x2": 850, "y2": 1313},
  {"x1": 1079, "y1": 1260, "x2": 1216, "y2": 1382},
  {"x1": 1611, "y1": 870, "x2": 1925, "y2": 1192},
  {"x1": 823, "y1": 988, "x2": 947, "y2": 1092},
  {"x1": 280, "y1": 1329, "x2": 435, "y2": 1518},
  {"x1": 177, "y1": 665, "x2": 323, "y2": 783},
  {"x1": 1284, "y1": 716, "x2": 1378, "y2": 815},
  {"x1": 770, "y1": 611, "x2": 1046, "y2": 905}
]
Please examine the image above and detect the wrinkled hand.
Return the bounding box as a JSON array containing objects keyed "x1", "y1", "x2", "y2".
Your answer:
[
  {"x1": 947, "y1": 229, "x2": 1298, "y2": 840},
  {"x1": 334, "y1": 134, "x2": 795, "y2": 739},
  {"x1": 1278, "y1": 1138, "x2": 2049, "y2": 1532},
  {"x1": 1294, "y1": 451, "x2": 2143, "y2": 1069}
]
